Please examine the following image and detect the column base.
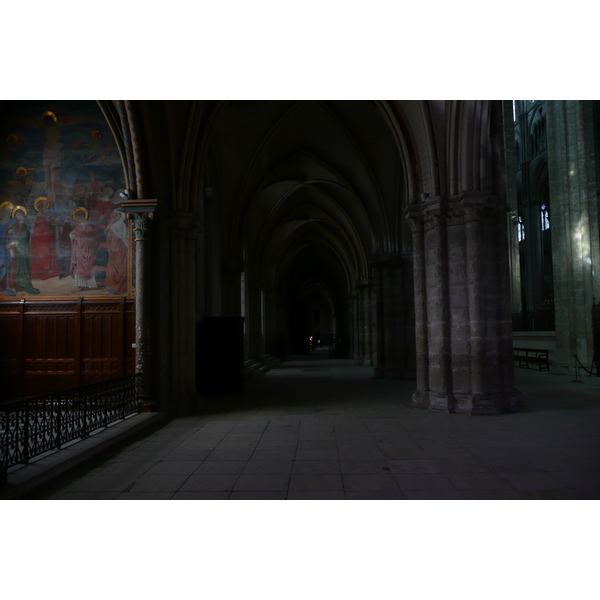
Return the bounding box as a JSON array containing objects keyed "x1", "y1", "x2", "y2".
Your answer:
[
  {"x1": 373, "y1": 367, "x2": 416, "y2": 380},
  {"x1": 139, "y1": 399, "x2": 159, "y2": 413},
  {"x1": 429, "y1": 393, "x2": 456, "y2": 413},
  {"x1": 411, "y1": 390, "x2": 430, "y2": 409},
  {"x1": 454, "y1": 391, "x2": 523, "y2": 415},
  {"x1": 411, "y1": 390, "x2": 522, "y2": 415}
]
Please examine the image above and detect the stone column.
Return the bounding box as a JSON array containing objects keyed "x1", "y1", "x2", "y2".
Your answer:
[
  {"x1": 356, "y1": 280, "x2": 368, "y2": 365},
  {"x1": 501, "y1": 101, "x2": 523, "y2": 314},
  {"x1": 248, "y1": 282, "x2": 264, "y2": 360},
  {"x1": 264, "y1": 291, "x2": 279, "y2": 358},
  {"x1": 168, "y1": 210, "x2": 203, "y2": 414},
  {"x1": 546, "y1": 101, "x2": 600, "y2": 367},
  {"x1": 347, "y1": 291, "x2": 357, "y2": 359},
  {"x1": 221, "y1": 258, "x2": 244, "y2": 317},
  {"x1": 404, "y1": 195, "x2": 520, "y2": 414},
  {"x1": 406, "y1": 205, "x2": 429, "y2": 405},
  {"x1": 367, "y1": 279, "x2": 375, "y2": 366},
  {"x1": 123, "y1": 199, "x2": 157, "y2": 412},
  {"x1": 424, "y1": 204, "x2": 453, "y2": 409},
  {"x1": 372, "y1": 253, "x2": 415, "y2": 379}
]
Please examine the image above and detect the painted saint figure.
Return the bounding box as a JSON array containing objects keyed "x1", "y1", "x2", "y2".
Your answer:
[
  {"x1": 0, "y1": 202, "x2": 16, "y2": 295},
  {"x1": 29, "y1": 196, "x2": 61, "y2": 280},
  {"x1": 69, "y1": 206, "x2": 99, "y2": 293},
  {"x1": 6, "y1": 206, "x2": 40, "y2": 294},
  {"x1": 8, "y1": 166, "x2": 35, "y2": 209},
  {"x1": 104, "y1": 210, "x2": 129, "y2": 295}
]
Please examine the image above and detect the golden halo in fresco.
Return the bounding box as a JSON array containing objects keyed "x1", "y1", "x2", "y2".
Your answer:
[
  {"x1": 0, "y1": 201, "x2": 14, "y2": 214},
  {"x1": 11, "y1": 205, "x2": 27, "y2": 219},
  {"x1": 72, "y1": 206, "x2": 89, "y2": 223},
  {"x1": 34, "y1": 196, "x2": 49, "y2": 212},
  {"x1": 41, "y1": 110, "x2": 58, "y2": 123},
  {"x1": 16, "y1": 166, "x2": 28, "y2": 177}
]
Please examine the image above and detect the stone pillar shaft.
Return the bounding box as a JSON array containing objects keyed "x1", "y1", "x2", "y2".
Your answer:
[
  {"x1": 405, "y1": 195, "x2": 520, "y2": 414},
  {"x1": 168, "y1": 211, "x2": 202, "y2": 414},
  {"x1": 546, "y1": 101, "x2": 600, "y2": 366},
  {"x1": 407, "y1": 212, "x2": 429, "y2": 405},
  {"x1": 124, "y1": 204, "x2": 157, "y2": 412},
  {"x1": 372, "y1": 253, "x2": 415, "y2": 380}
]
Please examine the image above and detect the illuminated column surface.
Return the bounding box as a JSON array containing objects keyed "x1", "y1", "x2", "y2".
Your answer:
[{"x1": 122, "y1": 199, "x2": 158, "y2": 411}]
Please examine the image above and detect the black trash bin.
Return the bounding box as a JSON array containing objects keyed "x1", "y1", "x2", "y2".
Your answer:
[{"x1": 196, "y1": 316, "x2": 245, "y2": 395}]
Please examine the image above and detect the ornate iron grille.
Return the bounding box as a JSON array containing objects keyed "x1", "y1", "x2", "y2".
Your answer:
[{"x1": 1, "y1": 374, "x2": 140, "y2": 469}]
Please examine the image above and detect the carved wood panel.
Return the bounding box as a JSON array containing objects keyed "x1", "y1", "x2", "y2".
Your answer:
[{"x1": 0, "y1": 299, "x2": 135, "y2": 400}]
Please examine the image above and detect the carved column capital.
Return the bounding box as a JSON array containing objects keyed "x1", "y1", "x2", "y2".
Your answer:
[{"x1": 122, "y1": 198, "x2": 158, "y2": 242}]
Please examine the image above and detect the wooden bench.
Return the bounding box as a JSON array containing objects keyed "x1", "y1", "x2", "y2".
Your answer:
[{"x1": 513, "y1": 348, "x2": 550, "y2": 371}]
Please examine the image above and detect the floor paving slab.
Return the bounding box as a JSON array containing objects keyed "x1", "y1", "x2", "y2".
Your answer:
[
  {"x1": 292, "y1": 461, "x2": 341, "y2": 474},
  {"x1": 345, "y1": 490, "x2": 407, "y2": 500},
  {"x1": 115, "y1": 492, "x2": 174, "y2": 500},
  {"x1": 179, "y1": 472, "x2": 240, "y2": 492},
  {"x1": 251, "y1": 448, "x2": 297, "y2": 461},
  {"x1": 229, "y1": 491, "x2": 287, "y2": 500},
  {"x1": 131, "y1": 473, "x2": 191, "y2": 492},
  {"x1": 481, "y1": 458, "x2": 545, "y2": 473},
  {"x1": 342, "y1": 473, "x2": 401, "y2": 492},
  {"x1": 57, "y1": 491, "x2": 120, "y2": 500},
  {"x1": 145, "y1": 461, "x2": 203, "y2": 476},
  {"x1": 385, "y1": 459, "x2": 441, "y2": 474},
  {"x1": 242, "y1": 460, "x2": 294, "y2": 474},
  {"x1": 69, "y1": 472, "x2": 138, "y2": 492},
  {"x1": 339, "y1": 460, "x2": 389, "y2": 474},
  {"x1": 287, "y1": 491, "x2": 346, "y2": 500},
  {"x1": 162, "y1": 448, "x2": 212, "y2": 461},
  {"x1": 171, "y1": 492, "x2": 230, "y2": 500},
  {"x1": 289, "y1": 473, "x2": 344, "y2": 492},
  {"x1": 206, "y1": 448, "x2": 256, "y2": 461},
  {"x1": 445, "y1": 472, "x2": 516, "y2": 491},
  {"x1": 232, "y1": 473, "x2": 291, "y2": 492},
  {"x1": 392, "y1": 473, "x2": 457, "y2": 491},
  {"x1": 296, "y1": 448, "x2": 340, "y2": 461},
  {"x1": 433, "y1": 459, "x2": 492, "y2": 473},
  {"x1": 194, "y1": 461, "x2": 247, "y2": 474}
]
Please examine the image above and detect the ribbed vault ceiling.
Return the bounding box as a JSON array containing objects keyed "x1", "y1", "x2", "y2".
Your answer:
[{"x1": 205, "y1": 100, "x2": 404, "y2": 293}]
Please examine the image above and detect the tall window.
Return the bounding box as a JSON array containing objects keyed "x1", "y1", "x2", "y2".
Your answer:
[
  {"x1": 518, "y1": 216, "x2": 525, "y2": 241},
  {"x1": 541, "y1": 204, "x2": 550, "y2": 231}
]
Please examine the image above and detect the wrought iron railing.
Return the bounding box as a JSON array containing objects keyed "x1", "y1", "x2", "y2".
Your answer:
[
  {"x1": 1, "y1": 374, "x2": 141, "y2": 469},
  {"x1": 512, "y1": 309, "x2": 555, "y2": 332}
]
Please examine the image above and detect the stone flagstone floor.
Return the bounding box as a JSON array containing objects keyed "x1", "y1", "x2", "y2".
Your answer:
[{"x1": 37, "y1": 360, "x2": 600, "y2": 500}]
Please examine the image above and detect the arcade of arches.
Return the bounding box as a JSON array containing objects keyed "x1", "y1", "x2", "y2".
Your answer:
[{"x1": 1, "y1": 100, "x2": 599, "y2": 415}]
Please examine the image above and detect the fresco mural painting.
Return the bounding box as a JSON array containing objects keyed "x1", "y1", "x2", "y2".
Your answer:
[{"x1": 0, "y1": 101, "x2": 130, "y2": 298}]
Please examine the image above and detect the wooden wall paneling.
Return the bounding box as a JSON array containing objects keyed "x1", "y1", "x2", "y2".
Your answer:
[
  {"x1": 125, "y1": 301, "x2": 136, "y2": 375},
  {"x1": 81, "y1": 300, "x2": 125, "y2": 386},
  {"x1": 18, "y1": 299, "x2": 24, "y2": 398},
  {"x1": 22, "y1": 302, "x2": 79, "y2": 396},
  {"x1": 0, "y1": 301, "x2": 23, "y2": 401},
  {"x1": 75, "y1": 300, "x2": 82, "y2": 389},
  {"x1": 3, "y1": 297, "x2": 132, "y2": 398}
]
